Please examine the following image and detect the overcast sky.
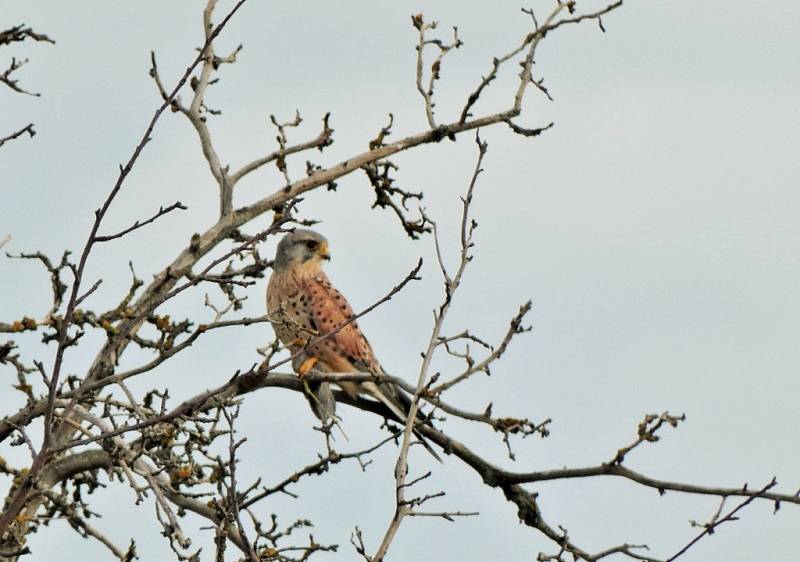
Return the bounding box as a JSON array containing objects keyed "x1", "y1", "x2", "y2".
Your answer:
[{"x1": 2, "y1": 1, "x2": 799, "y2": 561}]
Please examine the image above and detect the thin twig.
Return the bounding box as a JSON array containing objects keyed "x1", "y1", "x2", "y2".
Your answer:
[
  {"x1": 94, "y1": 201, "x2": 187, "y2": 242},
  {"x1": 666, "y1": 478, "x2": 779, "y2": 562},
  {"x1": 0, "y1": 124, "x2": 35, "y2": 148}
]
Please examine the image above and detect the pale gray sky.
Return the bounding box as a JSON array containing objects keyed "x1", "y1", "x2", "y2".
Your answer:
[{"x1": 2, "y1": 1, "x2": 799, "y2": 561}]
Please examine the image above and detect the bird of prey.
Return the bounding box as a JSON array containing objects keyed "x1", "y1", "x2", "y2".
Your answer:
[{"x1": 266, "y1": 229, "x2": 439, "y2": 459}]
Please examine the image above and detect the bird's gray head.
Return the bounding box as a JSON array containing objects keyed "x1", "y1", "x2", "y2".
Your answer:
[{"x1": 273, "y1": 229, "x2": 330, "y2": 272}]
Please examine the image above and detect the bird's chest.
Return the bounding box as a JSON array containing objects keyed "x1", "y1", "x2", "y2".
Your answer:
[{"x1": 267, "y1": 277, "x2": 317, "y2": 343}]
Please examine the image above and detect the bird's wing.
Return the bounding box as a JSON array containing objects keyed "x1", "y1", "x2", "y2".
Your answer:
[
  {"x1": 302, "y1": 273, "x2": 442, "y2": 461},
  {"x1": 302, "y1": 274, "x2": 413, "y2": 417},
  {"x1": 302, "y1": 273, "x2": 381, "y2": 373}
]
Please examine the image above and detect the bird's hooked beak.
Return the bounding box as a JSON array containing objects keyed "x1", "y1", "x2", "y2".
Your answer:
[{"x1": 318, "y1": 242, "x2": 331, "y2": 261}]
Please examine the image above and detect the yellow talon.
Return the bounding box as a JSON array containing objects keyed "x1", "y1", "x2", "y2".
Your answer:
[{"x1": 298, "y1": 356, "x2": 318, "y2": 377}]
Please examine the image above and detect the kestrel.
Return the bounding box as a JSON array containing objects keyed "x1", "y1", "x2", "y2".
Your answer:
[{"x1": 266, "y1": 229, "x2": 439, "y2": 458}]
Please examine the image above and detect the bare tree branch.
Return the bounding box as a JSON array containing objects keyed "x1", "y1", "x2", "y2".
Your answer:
[
  {"x1": 94, "y1": 201, "x2": 188, "y2": 242},
  {"x1": 0, "y1": 124, "x2": 35, "y2": 148},
  {"x1": 0, "y1": 0, "x2": 249, "y2": 538},
  {"x1": 666, "y1": 478, "x2": 779, "y2": 562},
  {"x1": 3, "y1": 3, "x2": 794, "y2": 561}
]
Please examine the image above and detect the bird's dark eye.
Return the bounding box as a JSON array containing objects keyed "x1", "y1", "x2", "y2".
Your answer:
[{"x1": 305, "y1": 240, "x2": 318, "y2": 250}]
